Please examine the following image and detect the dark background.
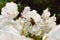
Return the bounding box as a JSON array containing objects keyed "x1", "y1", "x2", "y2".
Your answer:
[{"x1": 0, "y1": 0, "x2": 60, "y2": 24}]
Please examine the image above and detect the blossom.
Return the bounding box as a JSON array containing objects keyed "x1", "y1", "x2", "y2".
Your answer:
[
  {"x1": 43, "y1": 25, "x2": 60, "y2": 40},
  {"x1": 27, "y1": 9, "x2": 56, "y2": 36},
  {"x1": 21, "y1": 6, "x2": 42, "y2": 23},
  {"x1": 28, "y1": 23, "x2": 43, "y2": 36},
  {"x1": 0, "y1": 16, "x2": 15, "y2": 28},
  {"x1": 21, "y1": 6, "x2": 31, "y2": 17},
  {"x1": 21, "y1": 7, "x2": 56, "y2": 37},
  {"x1": 0, "y1": 2, "x2": 33, "y2": 40},
  {"x1": 21, "y1": 8, "x2": 43, "y2": 36},
  {"x1": 21, "y1": 10, "x2": 43, "y2": 36},
  {"x1": 42, "y1": 8, "x2": 50, "y2": 20},
  {"x1": 0, "y1": 2, "x2": 57, "y2": 40},
  {"x1": 25, "y1": 10, "x2": 42, "y2": 23},
  {"x1": 0, "y1": 26, "x2": 33, "y2": 40},
  {"x1": 41, "y1": 14, "x2": 56, "y2": 33},
  {"x1": 1, "y1": 2, "x2": 19, "y2": 19}
]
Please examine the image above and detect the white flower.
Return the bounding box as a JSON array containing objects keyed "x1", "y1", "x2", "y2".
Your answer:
[
  {"x1": 21, "y1": 9, "x2": 43, "y2": 36},
  {"x1": 21, "y1": 10, "x2": 43, "y2": 36},
  {"x1": 0, "y1": 26, "x2": 33, "y2": 40},
  {"x1": 14, "y1": 17, "x2": 24, "y2": 33},
  {"x1": 43, "y1": 14, "x2": 56, "y2": 30},
  {"x1": 43, "y1": 25, "x2": 60, "y2": 40},
  {"x1": 21, "y1": 6, "x2": 31, "y2": 17},
  {"x1": 21, "y1": 8, "x2": 56, "y2": 37},
  {"x1": 28, "y1": 23, "x2": 42, "y2": 36},
  {"x1": 1, "y1": 2, "x2": 19, "y2": 19},
  {"x1": 21, "y1": 6, "x2": 42, "y2": 23},
  {"x1": 42, "y1": 8, "x2": 50, "y2": 19},
  {"x1": 25, "y1": 10, "x2": 42, "y2": 23},
  {"x1": 28, "y1": 9, "x2": 56, "y2": 36},
  {"x1": 38, "y1": 9, "x2": 57, "y2": 37},
  {"x1": 0, "y1": 3, "x2": 57, "y2": 40},
  {"x1": 39, "y1": 15, "x2": 56, "y2": 37},
  {"x1": 0, "y1": 16, "x2": 15, "y2": 28}
]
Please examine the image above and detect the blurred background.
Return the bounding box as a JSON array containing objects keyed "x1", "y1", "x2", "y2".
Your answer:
[{"x1": 0, "y1": 0, "x2": 60, "y2": 24}]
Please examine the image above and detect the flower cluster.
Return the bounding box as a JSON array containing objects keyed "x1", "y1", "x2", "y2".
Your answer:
[{"x1": 0, "y1": 2, "x2": 60, "y2": 40}]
